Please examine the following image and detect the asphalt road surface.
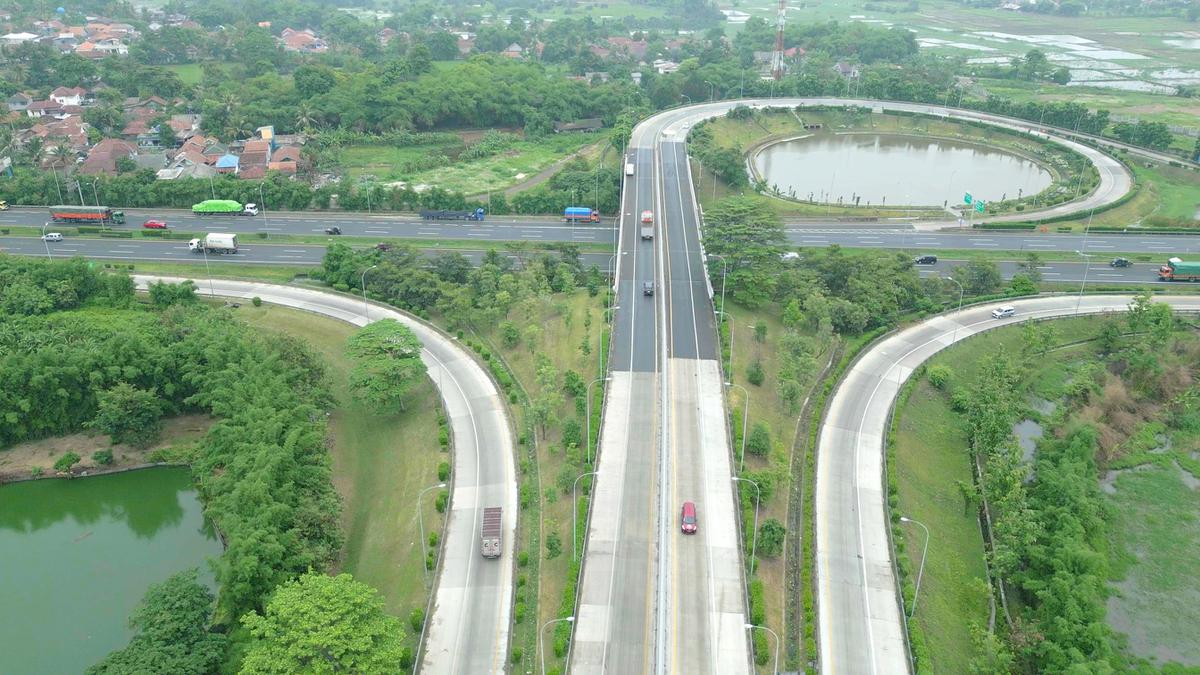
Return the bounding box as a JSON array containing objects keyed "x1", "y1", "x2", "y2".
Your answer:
[
  {"x1": 129, "y1": 277, "x2": 517, "y2": 675},
  {"x1": 787, "y1": 229, "x2": 1200, "y2": 256},
  {"x1": 816, "y1": 294, "x2": 1200, "y2": 675}
]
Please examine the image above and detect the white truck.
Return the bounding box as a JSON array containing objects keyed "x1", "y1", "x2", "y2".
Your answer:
[
  {"x1": 189, "y1": 233, "x2": 238, "y2": 254},
  {"x1": 640, "y1": 210, "x2": 654, "y2": 240}
]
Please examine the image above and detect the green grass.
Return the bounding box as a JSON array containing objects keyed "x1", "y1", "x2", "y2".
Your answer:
[
  {"x1": 1105, "y1": 464, "x2": 1200, "y2": 665},
  {"x1": 120, "y1": 261, "x2": 311, "y2": 284},
  {"x1": 235, "y1": 305, "x2": 444, "y2": 625},
  {"x1": 162, "y1": 63, "x2": 212, "y2": 86},
  {"x1": 342, "y1": 134, "x2": 602, "y2": 195}
]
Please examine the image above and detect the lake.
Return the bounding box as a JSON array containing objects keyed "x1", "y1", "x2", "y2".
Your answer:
[
  {"x1": 0, "y1": 467, "x2": 222, "y2": 674},
  {"x1": 753, "y1": 133, "x2": 1054, "y2": 207}
]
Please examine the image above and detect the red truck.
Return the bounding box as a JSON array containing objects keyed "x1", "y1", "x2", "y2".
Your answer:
[{"x1": 49, "y1": 205, "x2": 126, "y2": 224}]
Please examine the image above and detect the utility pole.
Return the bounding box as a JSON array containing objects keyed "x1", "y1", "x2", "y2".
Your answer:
[{"x1": 771, "y1": 0, "x2": 786, "y2": 81}]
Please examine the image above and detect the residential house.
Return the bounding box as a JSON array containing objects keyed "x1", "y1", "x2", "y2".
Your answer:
[
  {"x1": 589, "y1": 45, "x2": 611, "y2": 60},
  {"x1": 28, "y1": 115, "x2": 89, "y2": 153},
  {"x1": 236, "y1": 138, "x2": 272, "y2": 179},
  {"x1": 50, "y1": 34, "x2": 79, "y2": 51},
  {"x1": 75, "y1": 37, "x2": 128, "y2": 57},
  {"x1": 377, "y1": 27, "x2": 398, "y2": 46},
  {"x1": 653, "y1": 59, "x2": 680, "y2": 75},
  {"x1": 78, "y1": 138, "x2": 138, "y2": 175},
  {"x1": 501, "y1": 42, "x2": 523, "y2": 59},
  {"x1": 280, "y1": 28, "x2": 328, "y2": 53},
  {"x1": 457, "y1": 37, "x2": 475, "y2": 56},
  {"x1": 26, "y1": 100, "x2": 64, "y2": 118},
  {"x1": 267, "y1": 146, "x2": 302, "y2": 175},
  {"x1": 49, "y1": 86, "x2": 87, "y2": 106},
  {"x1": 2, "y1": 32, "x2": 39, "y2": 45},
  {"x1": 214, "y1": 153, "x2": 240, "y2": 175},
  {"x1": 7, "y1": 93, "x2": 32, "y2": 113},
  {"x1": 166, "y1": 114, "x2": 201, "y2": 144},
  {"x1": 553, "y1": 118, "x2": 604, "y2": 133},
  {"x1": 606, "y1": 37, "x2": 648, "y2": 61},
  {"x1": 833, "y1": 61, "x2": 860, "y2": 78},
  {"x1": 32, "y1": 19, "x2": 66, "y2": 34}
]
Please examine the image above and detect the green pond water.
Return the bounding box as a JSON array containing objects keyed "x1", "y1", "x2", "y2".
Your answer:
[{"x1": 0, "y1": 467, "x2": 222, "y2": 674}]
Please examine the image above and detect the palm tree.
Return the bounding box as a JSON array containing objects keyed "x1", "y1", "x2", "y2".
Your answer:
[
  {"x1": 47, "y1": 142, "x2": 74, "y2": 170},
  {"x1": 295, "y1": 102, "x2": 316, "y2": 133}
]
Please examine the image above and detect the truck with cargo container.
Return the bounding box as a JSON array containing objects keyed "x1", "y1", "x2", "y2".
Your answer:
[
  {"x1": 1158, "y1": 257, "x2": 1200, "y2": 282},
  {"x1": 188, "y1": 233, "x2": 238, "y2": 254},
  {"x1": 420, "y1": 208, "x2": 485, "y2": 221},
  {"x1": 564, "y1": 207, "x2": 600, "y2": 223},
  {"x1": 481, "y1": 507, "x2": 502, "y2": 558},
  {"x1": 640, "y1": 210, "x2": 654, "y2": 240},
  {"x1": 192, "y1": 200, "x2": 258, "y2": 216},
  {"x1": 49, "y1": 205, "x2": 125, "y2": 224}
]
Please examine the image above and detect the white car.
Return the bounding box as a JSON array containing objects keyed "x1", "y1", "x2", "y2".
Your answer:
[
  {"x1": 41, "y1": 232, "x2": 64, "y2": 242},
  {"x1": 991, "y1": 305, "x2": 1016, "y2": 319}
]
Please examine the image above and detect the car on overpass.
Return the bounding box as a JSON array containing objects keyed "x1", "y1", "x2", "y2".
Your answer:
[
  {"x1": 643, "y1": 281, "x2": 654, "y2": 296},
  {"x1": 991, "y1": 305, "x2": 1016, "y2": 319},
  {"x1": 680, "y1": 501, "x2": 698, "y2": 534}
]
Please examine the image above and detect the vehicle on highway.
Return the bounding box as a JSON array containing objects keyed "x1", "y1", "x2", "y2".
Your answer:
[
  {"x1": 324, "y1": 226, "x2": 342, "y2": 235},
  {"x1": 188, "y1": 233, "x2": 238, "y2": 254},
  {"x1": 0, "y1": 200, "x2": 8, "y2": 210},
  {"x1": 420, "y1": 208, "x2": 485, "y2": 221},
  {"x1": 643, "y1": 281, "x2": 654, "y2": 296},
  {"x1": 192, "y1": 199, "x2": 257, "y2": 216},
  {"x1": 680, "y1": 501, "x2": 698, "y2": 534},
  {"x1": 625, "y1": 162, "x2": 635, "y2": 176},
  {"x1": 49, "y1": 205, "x2": 125, "y2": 224},
  {"x1": 1158, "y1": 257, "x2": 1200, "y2": 282},
  {"x1": 481, "y1": 507, "x2": 503, "y2": 558},
  {"x1": 640, "y1": 210, "x2": 654, "y2": 240},
  {"x1": 991, "y1": 305, "x2": 1016, "y2": 319},
  {"x1": 914, "y1": 254, "x2": 938, "y2": 265},
  {"x1": 41, "y1": 232, "x2": 63, "y2": 242},
  {"x1": 564, "y1": 206, "x2": 600, "y2": 223},
  {"x1": 142, "y1": 219, "x2": 167, "y2": 229},
  {"x1": 1110, "y1": 257, "x2": 1131, "y2": 268}
]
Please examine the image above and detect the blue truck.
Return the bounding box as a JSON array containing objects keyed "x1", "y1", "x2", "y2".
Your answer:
[{"x1": 564, "y1": 207, "x2": 600, "y2": 223}]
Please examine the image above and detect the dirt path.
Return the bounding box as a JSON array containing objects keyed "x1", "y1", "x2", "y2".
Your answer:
[
  {"x1": 0, "y1": 415, "x2": 213, "y2": 483},
  {"x1": 467, "y1": 140, "x2": 609, "y2": 200}
]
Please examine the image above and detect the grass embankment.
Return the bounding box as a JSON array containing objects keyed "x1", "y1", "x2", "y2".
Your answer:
[
  {"x1": 892, "y1": 316, "x2": 1108, "y2": 669},
  {"x1": 342, "y1": 133, "x2": 601, "y2": 195},
  {"x1": 465, "y1": 288, "x2": 606, "y2": 674},
  {"x1": 235, "y1": 306, "x2": 445, "y2": 637},
  {"x1": 1045, "y1": 162, "x2": 1200, "y2": 231}
]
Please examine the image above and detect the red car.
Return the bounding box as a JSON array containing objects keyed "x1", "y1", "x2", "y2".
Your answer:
[
  {"x1": 680, "y1": 501, "x2": 698, "y2": 534},
  {"x1": 143, "y1": 219, "x2": 167, "y2": 229}
]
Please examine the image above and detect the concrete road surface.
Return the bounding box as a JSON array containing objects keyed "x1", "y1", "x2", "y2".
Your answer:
[
  {"x1": 128, "y1": 276, "x2": 516, "y2": 674},
  {"x1": 816, "y1": 294, "x2": 1200, "y2": 674}
]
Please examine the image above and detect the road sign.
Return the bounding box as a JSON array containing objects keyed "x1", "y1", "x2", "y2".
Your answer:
[
  {"x1": 963, "y1": 192, "x2": 973, "y2": 205},
  {"x1": 975, "y1": 200, "x2": 986, "y2": 213}
]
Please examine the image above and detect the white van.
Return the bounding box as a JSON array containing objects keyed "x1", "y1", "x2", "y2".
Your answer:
[
  {"x1": 991, "y1": 305, "x2": 1016, "y2": 319},
  {"x1": 625, "y1": 162, "x2": 635, "y2": 176},
  {"x1": 41, "y1": 232, "x2": 63, "y2": 242}
]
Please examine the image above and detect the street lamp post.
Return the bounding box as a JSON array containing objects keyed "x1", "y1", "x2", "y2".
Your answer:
[
  {"x1": 708, "y1": 253, "x2": 729, "y2": 315},
  {"x1": 732, "y1": 476, "x2": 761, "y2": 575},
  {"x1": 258, "y1": 182, "x2": 268, "y2": 239},
  {"x1": 361, "y1": 264, "x2": 378, "y2": 319},
  {"x1": 572, "y1": 471, "x2": 599, "y2": 560},
  {"x1": 680, "y1": 93, "x2": 691, "y2": 105},
  {"x1": 943, "y1": 276, "x2": 964, "y2": 343},
  {"x1": 540, "y1": 616, "x2": 575, "y2": 675},
  {"x1": 744, "y1": 623, "x2": 780, "y2": 675},
  {"x1": 726, "y1": 381, "x2": 750, "y2": 473},
  {"x1": 900, "y1": 516, "x2": 931, "y2": 617},
  {"x1": 704, "y1": 80, "x2": 716, "y2": 102},
  {"x1": 41, "y1": 221, "x2": 52, "y2": 259},
  {"x1": 416, "y1": 482, "x2": 447, "y2": 587},
  {"x1": 585, "y1": 377, "x2": 611, "y2": 465},
  {"x1": 1075, "y1": 251, "x2": 1094, "y2": 314},
  {"x1": 91, "y1": 179, "x2": 100, "y2": 207}
]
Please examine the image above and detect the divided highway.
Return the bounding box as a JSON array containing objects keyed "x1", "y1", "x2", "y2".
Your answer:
[
  {"x1": 816, "y1": 294, "x2": 1200, "y2": 674},
  {"x1": 129, "y1": 277, "x2": 516, "y2": 675}
]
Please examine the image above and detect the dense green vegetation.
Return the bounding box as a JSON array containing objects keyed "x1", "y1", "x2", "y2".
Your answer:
[
  {"x1": 892, "y1": 294, "x2": 1200, "y2": 671},
  {"x1": 0, "y1": 254, "x2": 351, "y2": 669}
]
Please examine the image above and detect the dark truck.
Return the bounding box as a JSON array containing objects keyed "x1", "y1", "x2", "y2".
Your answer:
[
  {"x1": 49, "y1": 205, "x2": 125, "y2": 224},
  {"x1": 481, "y1": 507, "x2": 502, "y2": 558},
  {"x1": 420, "y1": 208, "x2": 485, "y2": 221}
]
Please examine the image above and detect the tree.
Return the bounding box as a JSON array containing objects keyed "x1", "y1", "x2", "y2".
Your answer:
[
  {"x1": 747, "y1": 421, "x2": 771, "y2": 456},
  {"x1": 953, "y1": 258, "x2": 1002, "y2": 296},
  {"x1": 701, "y1": 197, "x2": 786, "y2": 300},
  {"x1": 148, "y1": 279, "x2": 197, "y2": 307},
  {"x1": 294, "y1": 64, "x2": 337, "y2": 99},
  {"x1": 54, "y1": 451, "x2": 81, "y2": 472},
  {"x1": 757, "y1": 519, "x2": 786, "y2": 557},
  {"x1": 90, "y1": 383, "x2": 165, "y2": 448},
  {"x1": 346, "y1": 319, "x2": 427, "y2": 412},
  {"x1": 88, "y1": 570, "x2": 225, "y2": 675},
  {"x1": 1018, "y1": 253, "x2": 1043, "y2": 282},
  {"x1": 240, "y1": 572, "x2": 406, "y2": 674}
]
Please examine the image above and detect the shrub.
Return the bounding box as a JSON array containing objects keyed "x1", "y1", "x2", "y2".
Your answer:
[
  {"x1": 425, "y1": 553, "x2": 434, "y2": 570},
  {"x1": 510, "y1": 646, "x2": 523, "y2": 663},
  {"x1": 545, "y1": 530, "x2": 562, "y2": 559},
  {"x1": 428, "y1": 531, "x2": 439, "y2": 548},
  {"x1": 562, "y1": 419, "x2": 582, "y2": 449},
  {"x1": 518, "y1": 551, "x2": 529, "y2": 567},
  {"x1": 927, "y1": 364, "x2": 953, "y2": 390},
  {"x1": 514, "y1": 602, "x2": 527, "y2": 624},
  {"x1": 252, "y1": 296, "x2": 262, "y2": 307},
  {"x1": 30, "y1": 466, "x2": 43, "y2": 477},
  {"x1": 500, "y1": 321, "x2": 520, "y2": 348},
  {"x1": 749, "y1": 579, "x2": 765, "y2": 624},
  {"x1": 438, "y1": 461, "x2": 450, "y2": 481},
  {"x1": 409, "y1": 607, "x2": 425, "y2": 632},
  {"x1": 747, "y1": 422, "x2": 771, "y2": 456},
  {"x1": 753, "y1": 629, "x2": 770, "y2": 665},
  {"x1": 438, "y1": 427, "x2": 449, "y2": 448},
  {"x1": 747, "y1": 360, "x2": 765, "y2": 386},
  {"x1": 92, "y1": 449, "x2": 114, "y2": 465},
  {"x1": 435, "y1": 489, "x2": 449, "y2": 513},
  {"x1": 54, "y1": 452, "x2": 81, "y2": 473},
  {"x1": 757, "y1": 519, "x2": 786, "y2": 557}
]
